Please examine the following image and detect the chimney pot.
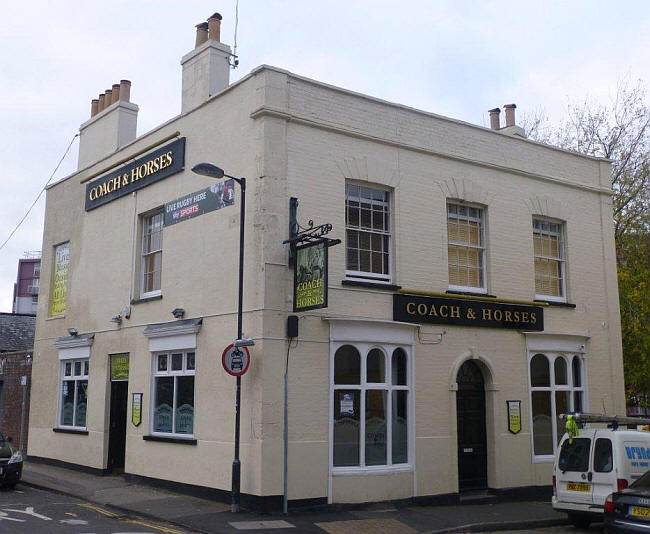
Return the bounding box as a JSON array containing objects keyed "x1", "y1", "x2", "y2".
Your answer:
[
  {"x1": 119, "y1": 80, "x2": 131, "y2": 102},
  {"x1": 504, "y1": 103, "x2": 517, "y2": 127},
  {"x1": 91, "y1": 99, "x2": 99, "y2": 117},
  {"x1": 207, "y1": 12, "x2": 222, "y2": 42},
  {"x1": 98, "y1": 93, "x2": 105, "y2": 111},
  {"x1": 195, "y1": 22, "x2": 209, "y2": 47},
  {"x1": 104, "y1": 89, "x2": 113, "y2": 108},
  {"x1": 111, "y1": 83, "x2": 120, "y2": 104},
  {"x1": 488, "y1": 107, "x2": 501, "y2": 130}
]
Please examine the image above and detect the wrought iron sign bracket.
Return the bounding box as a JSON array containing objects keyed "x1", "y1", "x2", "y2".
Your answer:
[{"x1": 284, "y1": 197, "x2": 341, "y2": 267}]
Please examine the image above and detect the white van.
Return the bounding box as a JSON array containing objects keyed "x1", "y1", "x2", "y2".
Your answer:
[{"x1": 553, "y1": 425, "x2": 650, "y2": 528}]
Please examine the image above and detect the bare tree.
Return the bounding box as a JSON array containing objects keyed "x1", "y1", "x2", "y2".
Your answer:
[{"x1": 525, "y1": 79, "x2": 650, "y2": 246}]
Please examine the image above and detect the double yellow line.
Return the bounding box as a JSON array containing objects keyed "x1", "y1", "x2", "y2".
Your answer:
[{"x1": 79, "y1": 503, "x2": 185, "y2": 534}]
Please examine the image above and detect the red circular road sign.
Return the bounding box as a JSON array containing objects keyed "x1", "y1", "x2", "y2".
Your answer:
[{"x1": 222, "y1": 344, "x2": 251, "y2": 377}]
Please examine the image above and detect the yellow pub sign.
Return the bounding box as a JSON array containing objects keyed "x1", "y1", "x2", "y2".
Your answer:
[
  {"x1": 393, "y1": 294, "x2": 544, "y2": 331},
  {"x1": 85, "y1": 138, "x2": 185, "y2": 211}
]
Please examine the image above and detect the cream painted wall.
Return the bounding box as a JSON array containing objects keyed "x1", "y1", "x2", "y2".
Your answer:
[
  {"x1": 253, "y1": 69, "x2": 623, "y2": 502},
  {"x1": 30, "y1": 65, "x2": 624, "y2": 505}
]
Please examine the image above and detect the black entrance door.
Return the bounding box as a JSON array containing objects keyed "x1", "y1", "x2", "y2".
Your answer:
[
  {"x1": 108, "y1": 381, "x2": 128, "y2": 472},
  {"x1": 456, "y1": 360, "x2": 487, "y2": 491}
]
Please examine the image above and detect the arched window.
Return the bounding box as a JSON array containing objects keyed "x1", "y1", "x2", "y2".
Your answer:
[
  {"x1": 529, "y1": 352, "x2": 585, "y2": 458},
  {"x1": 333, "y1": 344, "x2": 410, "y2": 469},
  {"x1": 334, "y1": 345, "x2": 360, "y2": 385},
  {"x1": 367, "y1": 349, "x2": 385, "y2": 383},
  {"x1": 554, "y1": 358, "x2": 567, "y2": 385},
  {"x1": 530, "y1": 354, "x2": 550, "y2": 387}
]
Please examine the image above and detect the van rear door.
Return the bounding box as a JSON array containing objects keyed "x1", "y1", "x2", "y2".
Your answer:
[
  {"x1": 556, "y1": 433, "x2": 593, "y2": 505},
  {"x1": 590, "y1": 435, "x2": 615, "y2": 508}
]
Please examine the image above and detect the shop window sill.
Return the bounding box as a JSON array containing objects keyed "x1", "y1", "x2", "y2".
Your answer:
[
  {"x1": 143, "y1": 435, "x2": 197, "y2": 445},
  {"x1": 342, "y1": 280, "x2": 401, "y2": 291},
  {"x1": 131, "y1": 294, "x2": 163, "y2": 305},
  {"x1": 446, "y1": 290, "x2": 496, "y2": 298},
  {"x1": 534, "y1": 299, "x2": 577, "y2": 308},
  {"x1": 332, "y1": 464, "x2": 413, "y2": 476},
  {"x1": 52, "y1": 427, "x2": 88, "y2": 435}
]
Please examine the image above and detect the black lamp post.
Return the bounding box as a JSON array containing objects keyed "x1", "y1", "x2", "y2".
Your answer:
[{"x1": 191, "y1": 162, "x2": 246, "y2": 513}]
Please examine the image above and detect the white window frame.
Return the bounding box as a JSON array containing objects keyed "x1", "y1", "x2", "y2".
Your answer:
[
  {"x1": 58, "y1": 358, "x2": 89, "y2": 430},
  {"x1": 330, "y1": 341, "x2": 412, "y2": 475},
  {"x1": 150, "y1": 350, "x2": 196, "y2": 437},
  {"x1": 528, "y1": 351, "x2": 586, "y2": 462},
  {"x1": 140, "y1": 210, "x2": 163, "y2": 298},
  {"x1": 345, "y1": 183, "x2": 392, "y2": 284},
  {"x1": 533, "y1": 217, "x2": 567, "y2": 302},
  {"x1": 446, "y1": 201, "x2": 487, "y2": 294}
]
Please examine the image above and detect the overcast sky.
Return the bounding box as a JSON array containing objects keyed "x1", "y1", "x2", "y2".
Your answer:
[{"x1": 1, "y1": 1, "x2": 649, "y2": 312}]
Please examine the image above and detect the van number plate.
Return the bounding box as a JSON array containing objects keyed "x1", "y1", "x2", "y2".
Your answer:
[
  {"x1": 630, "y1": 506, "x2": 650, "y2": 518},
  {"x1": 566, "y1": 482, "x2": 591, "y2": 492}
]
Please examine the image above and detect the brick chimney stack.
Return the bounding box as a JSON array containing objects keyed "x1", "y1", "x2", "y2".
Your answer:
[
  {"x1": 488, "y1": 108, "x2": 501, "y2": 130},
  {"x1": 78, "y1": 79, "x2": 138, "y2": 168},
  {"x1": 504, "y1": 104, "x2": 517, "y2": 127},
  {"x1": 181, "y1": 13, "x2": 231, "y2": 114}
]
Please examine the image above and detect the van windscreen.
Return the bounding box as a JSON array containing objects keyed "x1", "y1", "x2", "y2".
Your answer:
[{"x1": 559, "y1": 438, "x2": 591, "y2": 472}]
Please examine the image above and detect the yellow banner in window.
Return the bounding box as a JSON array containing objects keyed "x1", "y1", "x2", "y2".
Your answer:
[{"x1": 49, "y1": 242, "x2": 70, "y2": 316}]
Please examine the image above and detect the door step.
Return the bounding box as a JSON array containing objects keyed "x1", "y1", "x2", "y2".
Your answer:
[{"x1": 459, "y1": 490, "x2": 497, "y2": 505}]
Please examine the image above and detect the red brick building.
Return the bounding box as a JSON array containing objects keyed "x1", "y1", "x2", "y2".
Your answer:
[{"x1": 0, "y1": 313, "x2": 35, "y2": 452}]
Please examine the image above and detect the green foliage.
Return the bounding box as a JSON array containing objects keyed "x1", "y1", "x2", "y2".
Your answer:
[{"x1": 618, "y1": 233, "x2": 650, "y2": 401}]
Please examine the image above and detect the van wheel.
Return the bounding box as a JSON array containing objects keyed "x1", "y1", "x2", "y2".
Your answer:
[{"x1": 568, "y1": 513, "x2": 590, "y2": 529}]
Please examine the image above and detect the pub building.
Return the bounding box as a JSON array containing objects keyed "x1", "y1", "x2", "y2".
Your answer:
[{"x1": 28, "y1": 14, "x2": 624, "y2": 509}]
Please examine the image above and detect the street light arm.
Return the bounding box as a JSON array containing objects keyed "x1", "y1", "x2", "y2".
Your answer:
[{"x1": 224, "y1": 174, "x2": 245, "y2": 190}]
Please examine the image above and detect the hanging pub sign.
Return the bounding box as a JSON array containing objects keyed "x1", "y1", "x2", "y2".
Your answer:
[
  {"x1": 293, "y1": 241, "x2": 328, "y2": 312},
  {"x1": 85, "y1": 137, "x2": 186, "y2": 211},
  {"x1": 132, "y1": 393, "x2": 143, "y2": 426},
  {"x1": 163, "y1": 180, "x2": 234, "y2": 227},
  {"x1": 393, "y1": 293, "x2": 544, "y2": 331},
  {"x1": 507, "y1": 400, "x2": 522, "y2": 434}
]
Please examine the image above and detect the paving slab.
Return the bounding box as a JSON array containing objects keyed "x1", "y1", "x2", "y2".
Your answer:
[
  {"x1": 229, "y1": 520, "x2": 296, "y2": 530},
  {"x1": 316, "y1": 518, "x2": 418, "y2": 533}
]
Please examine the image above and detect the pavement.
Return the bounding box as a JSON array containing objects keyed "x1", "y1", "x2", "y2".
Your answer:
[{"x1": 21, "y1": 461, "x2": 572, "y2": 533}]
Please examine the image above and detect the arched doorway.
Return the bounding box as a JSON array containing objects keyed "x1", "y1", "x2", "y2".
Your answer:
[{"x1": 456, "y1": 360, "x2": 487, "y2": 491}]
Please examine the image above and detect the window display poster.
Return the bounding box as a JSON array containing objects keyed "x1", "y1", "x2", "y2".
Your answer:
[
  {"x1": 507, "y1": 400, "x2": 522, "y2": 434},
  {"x1": 132, "y1": 393, "x2": 142, "y2": 426},
  {"x1": 110, "y1": 353, "x2": 130, "y2": 381},
  {"x1": 294, "y1": 241, "x2": 328, "y2": 312},
  {"x1": 340, "y1": 393, "x2": 355, "y2": 416},
  {"x1": 49, "y1": 242, "x2": 70, "y2": 316}
]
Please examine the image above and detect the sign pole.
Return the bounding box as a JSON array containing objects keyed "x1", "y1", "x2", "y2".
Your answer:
[
  {"x1": 283, "y1": 365, "x2": 288, "y2": 514},
  {"x1": 231, "y1": 177, "x2": 246, "y2": 513}
]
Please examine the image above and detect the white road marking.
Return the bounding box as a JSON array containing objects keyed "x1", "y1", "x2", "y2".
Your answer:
[
  {"x1": 2, "y1": 506, "x2": 52, "y2": 520},
  {"x1": 60, "y1": 518, "x2": 89, "y2": 525},
  {"x1": 0, "y1": 511, "x2": 25, "y2": 522}
]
